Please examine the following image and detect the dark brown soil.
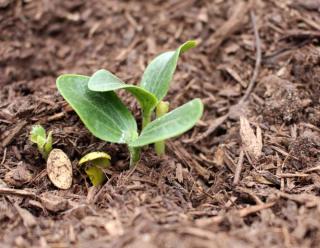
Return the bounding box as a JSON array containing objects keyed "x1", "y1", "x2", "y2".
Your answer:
[{"x1": 1, "y1": 0, "x2": 320, "y2": 247}]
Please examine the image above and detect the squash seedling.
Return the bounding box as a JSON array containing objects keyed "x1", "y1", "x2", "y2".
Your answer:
[
  {"x1": 88, "y1": 40, "x2": 197, "y2": 155},
  {"x1": 78, "y1": 151, "x2": 111, "y2": 186},
  {"x1": 56, "y1": 41, "x2": 203, "y2": 167},
  {"x1": 29, "y1": 125, "x2": 53, "y2": 160}
]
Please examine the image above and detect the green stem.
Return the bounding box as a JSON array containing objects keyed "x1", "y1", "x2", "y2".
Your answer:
[
  {"x1": 154, "y1": 101, "x2": 169, "y2": 156},
  {"x1": 129, "y1": 146, "x2": 141, "y2": 167},
  {"x1": 142, "y1": 111, "x2": 152, "y2": 130}
]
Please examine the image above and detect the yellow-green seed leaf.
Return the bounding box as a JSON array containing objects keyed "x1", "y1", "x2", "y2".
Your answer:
[
  {"x1": 79, "y1": 151, "x2": 111, "y2": 186},
  {"x1": 85, "y1": 166, "x2": 106, "y2": 186},
  {"x1": 79, "y1": 151, "x2": 111, "y2": 165}
]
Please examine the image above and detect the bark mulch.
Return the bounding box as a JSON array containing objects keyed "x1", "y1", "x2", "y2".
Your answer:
[{"x1": 1, "y1": 0, "x2": 320, "y2": 247}]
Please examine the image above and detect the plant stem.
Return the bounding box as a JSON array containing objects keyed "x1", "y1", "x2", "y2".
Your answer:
[
  {"x1": 154, "y1": 101, "x2": 169, "y2": 156},
  {"x1": 142, "y1": 111, "x2": 152, "y2": 130},
  {"x1": 129, "y1": 146, "x2": 141, "y2": 167}
]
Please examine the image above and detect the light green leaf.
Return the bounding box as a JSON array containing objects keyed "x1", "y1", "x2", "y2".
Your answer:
[
  {"x1": 30, "y1": 125, "x2": 46, "y2": 145},
  {"x1": 56, "y1": 74, "x2": 138, "y2": 144},
  {"x1": 140, "y1": 40, "x2": 197, "y2": 101},
  {"x1": 88, "y1": 69, "x2": 158, "y2": 113},
  {"x1": 129, "y1": 98, "x2": 203, "y2": 147}
]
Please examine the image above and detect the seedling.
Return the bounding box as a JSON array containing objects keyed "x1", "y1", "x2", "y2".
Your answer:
[
  {"x1": 29, "y1": 125, "x2": 53, "y2": 160},
  {"x1": 56, "y1": 41, "x2": 203, "y2": 166},
  {"x1": 78, "y1": 151, "x2": 111, "y2": 186}
]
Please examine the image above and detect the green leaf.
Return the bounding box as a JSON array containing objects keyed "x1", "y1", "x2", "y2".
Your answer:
[
  {"x1": 129, "y1": 98, "x2": 203, "y2": 147},
  {"x1": 88, "y1": 69, "x2": 158, "y2": 113},
  {"x1": 140, "y1": 40, "x2": 197, "y2": 101},
  {"x1": 30, "y1": 125, "x2": 46, "y2": 145},
  {"x1": 56, "y1": 74, "x2": 138, "y2": 144}
]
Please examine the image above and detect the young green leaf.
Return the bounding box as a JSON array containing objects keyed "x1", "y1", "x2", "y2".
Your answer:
[
  {"x1": 129, "y1": 98, "x2": 203, "y2": 147},
  {"x1": 56, "y1": 74, "x2": 138, "y2": 144},
  {"x1": 140, "y1": 40, "x2": 197, "y2": 101},
  {"x1": 30, "y1": 125, "x2": 46, "y2": 144},
  {"x1": 88, "y1": 69, "x2": 158, "y2": 114}
]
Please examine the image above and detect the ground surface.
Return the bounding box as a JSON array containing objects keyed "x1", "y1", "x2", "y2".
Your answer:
[{"x1": 1, "y1": 0, "x2": 320, "y2": 247}]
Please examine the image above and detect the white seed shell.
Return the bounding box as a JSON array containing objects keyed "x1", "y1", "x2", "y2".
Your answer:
[{"x1": 47, "y1": 149, "x2": 72, "y2": 189}]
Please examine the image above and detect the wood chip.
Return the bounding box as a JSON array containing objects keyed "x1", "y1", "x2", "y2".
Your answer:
[
  {"x1": 176, "y1": 163, "x2": 183, "y2": 183},
  {"x1": 14, "y1": 203, "x2": 37, "y2": 227},
  {"x1": 240, "y1": 116, "x2": 262, "y2": 160},
  {"x1": 47, "y1": 149, "x2": 72, "y2": 189},
  {"x1": 1, "y1": 120, "x2": 27, "y2": 147},
  {"x1": 40, "y1": 192, "x2": 69, "y2": 212}
]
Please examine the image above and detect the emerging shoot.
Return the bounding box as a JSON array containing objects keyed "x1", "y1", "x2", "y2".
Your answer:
[
  {"x1": 29, "y1": 125, "x2": 53, "y2": 160},
  {"x1": 79, "y1": 151, "x2": 111, "y2": 186}
]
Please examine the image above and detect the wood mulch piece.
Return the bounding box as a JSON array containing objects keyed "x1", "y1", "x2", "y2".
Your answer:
[{"x1": 1, "y1": 0, "x2": 320, "y2": 247}]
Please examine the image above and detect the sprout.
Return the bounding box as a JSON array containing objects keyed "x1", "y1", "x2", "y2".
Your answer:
[
  {"x1": 79, "y1": 152, "x2": 111, "y2": 186},
  {"x1": 56, "y1": 41, "x2": 203, "y2": 167},
  {"x1": 29, "y1": 125, "x2": 53, "y2": 160}
]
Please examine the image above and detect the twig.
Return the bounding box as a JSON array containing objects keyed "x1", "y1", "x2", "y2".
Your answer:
[
  {"x1": 193, "y1": 10, "x2": 262, "y2": 143},
  {"x1": 1, "y1": 148, "x2": 7, "y2": 164},
  {"x1": 239, "y1": 11, "x2": 261, "y2": 104},
  {"x1": 277, "y1": 173, "x2": 309, "y2": 178},
  {"x1": 195, "y1": 201, "x2": 274, "y2": 227},
  {"x1": 233, "y1": 150, "x2": 245, "y2": 185},
  {"x1": 238, "y1": 202, "x2": 275, "y2": 217},
  {"x1": 235, "y1": 186, "x2": 263, "y2": 205},
  {"x1": 0, "y1": 188, "x2": 38, "y2": 199}
]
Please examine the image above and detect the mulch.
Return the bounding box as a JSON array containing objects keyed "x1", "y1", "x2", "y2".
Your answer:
[{"x1": 1, "y1": 0, "x2": 320, "y2": 247}]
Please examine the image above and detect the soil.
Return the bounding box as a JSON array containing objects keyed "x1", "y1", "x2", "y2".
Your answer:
[{"x1": 1, "y1": 0, "x2": 320, "y2": 247}]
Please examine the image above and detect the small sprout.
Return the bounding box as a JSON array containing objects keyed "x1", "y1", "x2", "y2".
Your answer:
[
  {"x1": 29, "y1": 125, "x2": 53, "y2": 160},
  {"x1": 79, "y1": 152, "x2": 111, "y2": 186},
  {"x1": 47, "y1": 149, "x2": 73, "y2": 189},
  {"x1": 56, "y1": 41, "x2": 203, "y2": 167}
]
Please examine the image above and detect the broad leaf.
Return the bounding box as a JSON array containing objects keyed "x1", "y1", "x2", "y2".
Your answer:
[
  {"x1": 56, "y1": 74, "x2": 138, "y2": 144},
  {"x1": 129, "y1": 98, "x2": 203, "y2": 147},
  {"x1": 88, "y1": 69, "x2": 158, "y2": 113},
  {"x1": 140, "y1": 40, "x2": 197, "y2": 101}
]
